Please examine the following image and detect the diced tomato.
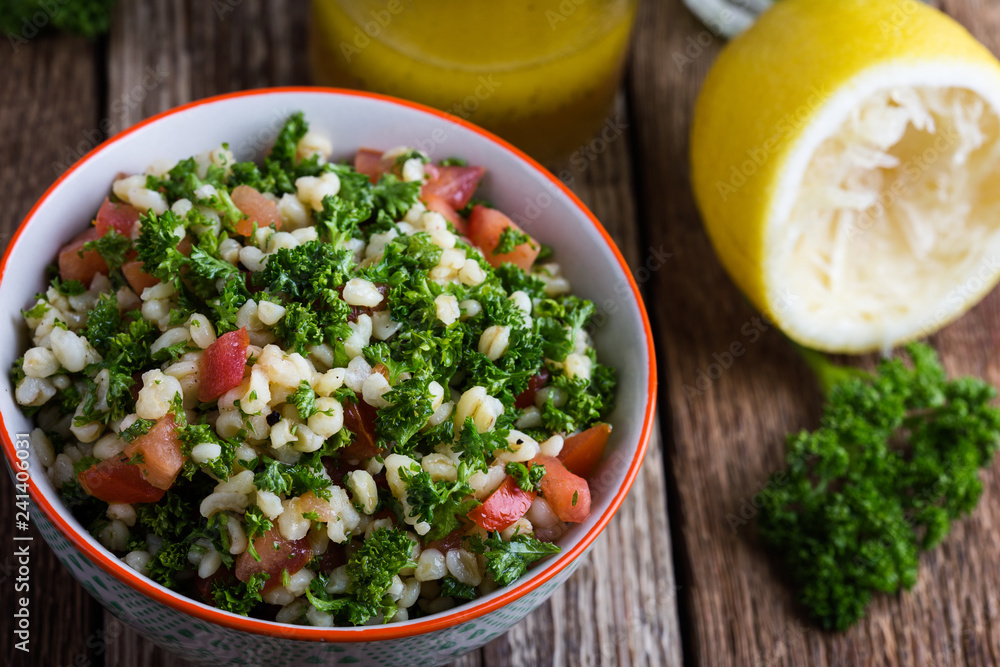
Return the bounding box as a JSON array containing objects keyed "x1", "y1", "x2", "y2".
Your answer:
[
  {"x1": 467, "y1": 476, "x2": 535, "y2": 532},
  {"x1": 121, "y1": 260, "x2": 159, "y2": 294},
  {"x1": 94, "y1": 198, "x2": 141, "y2": 237},
  {"x1": 558, "y1": 424, "x2": 612, "y2": 479},
  {"x1": 514, "y1": 369, "x2": 551, "y2": 409},
  {"x1": 78, "y1": 454, "x2": 166, "y2": 504},
  {"x1": 311, "y1": 544, "x2": 347, "y2": 574},
  {"x1": 426, "y1": 528, "x2": 465, "y2": 553},
  {"x1": 234, "y1": 527, "x2": 313, "y2": 592},
  {"x1": 58, "y1": 228, "x2": 108, "y2": 284},
  {"x1": 198, "y1": 328, "x2": 249, "y2": 402},
  {"x1": 123, "y1": 414, "x2": 185, "y2": 490},
  {"x1": 177, "y1": 235, "x2": 193, "y2": 257},
  {"x1": 321, "y1": 456, "x2": 364, "y2": 483},
  {"x1": 296, "y1": 491, "x2": 336, "y2": 523},
  {"x1": 533, "y1": 455, "x2": 591, "y2": 523},
  {"x1": 341, "y1": 399, "x2": 382, "y2": 460},
  {"x1": 231, "y1": 185, "x2": 282, "y2": 237},
  {"x1": 354, "y1": 148, "x2": 384, "y2": 184},
  {"x1": 467, "y1": 205, "x2": 540, "y2": 271},
  {"x1": 422, "y1": 164, "x2": 485, "y2": 210},
  {"x1": 195, "y1": 567, "x2": 234, "y2": 605},
  {"x1": 422, "y1": 193, "x2": 469, "y2": 235}
]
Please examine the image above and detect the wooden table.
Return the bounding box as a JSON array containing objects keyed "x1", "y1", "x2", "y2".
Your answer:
[{"x1": 2, "y1": 0, "x2": 999, "y2": 665}]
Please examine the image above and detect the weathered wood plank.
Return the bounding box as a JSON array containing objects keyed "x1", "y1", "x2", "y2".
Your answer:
[
  {"x1": 629, "y1": 0, "x2": 1000, "y2": 664},
  {"x1": 0, "y1": 32, "x2": 104, "y2": 667}
]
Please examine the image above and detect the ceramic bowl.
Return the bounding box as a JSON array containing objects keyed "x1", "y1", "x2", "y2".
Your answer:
[{"x1": 0, "y1": 88, "x2": 656, "y2": 666}]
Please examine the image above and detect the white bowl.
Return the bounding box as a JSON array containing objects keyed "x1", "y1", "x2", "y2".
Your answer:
[{"x1": 0, "y1": 88, "x2": 657, "y2": 666}]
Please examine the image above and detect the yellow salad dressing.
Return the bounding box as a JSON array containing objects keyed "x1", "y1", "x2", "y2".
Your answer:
[{"x1": 310, "y1": 0, "x2": 638, "y2": 160}]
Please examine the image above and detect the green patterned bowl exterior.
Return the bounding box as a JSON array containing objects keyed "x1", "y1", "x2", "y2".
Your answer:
[{"x1": 33, "y1": 503, "x2": 578, "y2": 665}]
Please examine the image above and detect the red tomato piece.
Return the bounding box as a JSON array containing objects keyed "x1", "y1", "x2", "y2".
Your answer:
[
  {"x1": 514, "y1": 369, "x2": 551, "y2": 409},
  {"x1": 231, "y1": 185, "x2": 282, "y2": 237},
  {"x1": 467, "y1": 476, "x2": 535, "y2": 532},
  {"x1": 533, "y1": 455, "x2": 591, "y2": 523},
  {"x1": 296, "y1": 491, "x2": 336, "y2": 523},
  {"x1": 124, "y1": 414, "x2": 185, "y2": 490},
  {"x1": 467, "y1": 205, "x2": 541, "y2": 271},
  {"x1": 422, "y1": 192, "x2": 469, "y2": 236},
  {"x1": 58, "y1": 227, "x2": 108, "y2": 284},
  {"x1": 558, "y1": 424, "x2": 612, "y2": 479},
  {"x1": 198, "y1": 327, "x2": 249, "y2": 402},
  {"x1": 311, "y1": 544, "x2": 347, "y2": 574},
  {"x1": 425, "y1": 528, "x2": 465, "y2": 553},
  {"x1": 422, "y1": 164, "x2": 485, "y2": 209},
  {"x1": 195, "y1": 567, "x2": 234, "y2": 605},
  {"x1": 94, "y1": 198, "x2": 141, "y2": 237},
  {"x1": 354, "y1": 148, "x2": 384, "y2": 184},
  {"x1": 121, "y1": 260, "x2": 160, "y2": 294},
  {"x1": 235, "y1": 527, "x2": 313, "y2": 592},
  {"x1": 78, "y1": 454, "x2": 166, "y2": 504},
  {"x1": 177, "y1": 235, "x2": 193, "y2": 257},
  {"x1": 341, "y1": 399, "x2": 382, "y2": 460}
]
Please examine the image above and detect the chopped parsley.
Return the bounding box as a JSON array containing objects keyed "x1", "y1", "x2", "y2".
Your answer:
[
  {"x1": 467, "y1": 532, "x2": 561, "y2": 587},
  {"x1": 13, "y1": 111, "x2": 617, "y2": 629},
  {"x1": 288, "y1": 380, "x2": 318, "y2": 420},
  {"x1": 505, "y1": 461, "x2": 546, "y2": 493},
  {"x1": 82, "y1": 229, "x2": 131, "y2": 271},
  {"x1": 494, "y1": 226, "x2": 535, "y2": 255}
]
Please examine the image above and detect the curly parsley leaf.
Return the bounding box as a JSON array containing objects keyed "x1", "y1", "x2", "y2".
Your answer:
[
  {"x1": 758, "y1": 343, "x2": 1000, "y2": 631},
  {"x1": 82, "y1": 229, "x2": 131, "y2": 271},
  {"x1": 494, "y1": 226, "x2": 535, "y2": 255},
  {"x1": 505, "y1": 461, "x2": 545, "y2": 493},
  {"x1": 253, "y1": 455, "x2": 331, "y2": 500},
  {"x1": 372, "y1": 173, "x2": 420, "y2": 221},
  {"x1": 213, "y1": 572, "x2": 269, "y2": 615},
  {"x1": 82, "y1": 293, "x2": 121, "y2": 356},
  {"x1": 440, "y1": 576, "x2": 476, "y2": 600},
  {"x1": 466, "y1": 532, "x2": 560, "y2": 587}
]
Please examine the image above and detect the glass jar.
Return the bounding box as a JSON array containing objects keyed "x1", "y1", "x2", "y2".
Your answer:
[{"x1": 310, "y1": 0, "x2": 639, "y2": 161}]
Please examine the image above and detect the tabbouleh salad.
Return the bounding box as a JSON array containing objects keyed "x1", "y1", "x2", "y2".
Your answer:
[{"x1": 12, "y1": 113, "x2": 616, "y2": 626}]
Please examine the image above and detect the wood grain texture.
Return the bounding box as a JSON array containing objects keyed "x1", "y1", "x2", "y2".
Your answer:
[
  {"x1": 96, "y1": 1, "x2": 681, "y2": 666},
  {"x1": 628, "y1": 0, "x2": 1000, "y2": 665},
  {"x1": 0, "y1": 33, "x2": 104, "y2": 667}
]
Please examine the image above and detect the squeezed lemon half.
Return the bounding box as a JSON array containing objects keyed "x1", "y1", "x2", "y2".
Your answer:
[{"x1": 691, "y1": 0, "x2": 1000, "y2": 352}]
